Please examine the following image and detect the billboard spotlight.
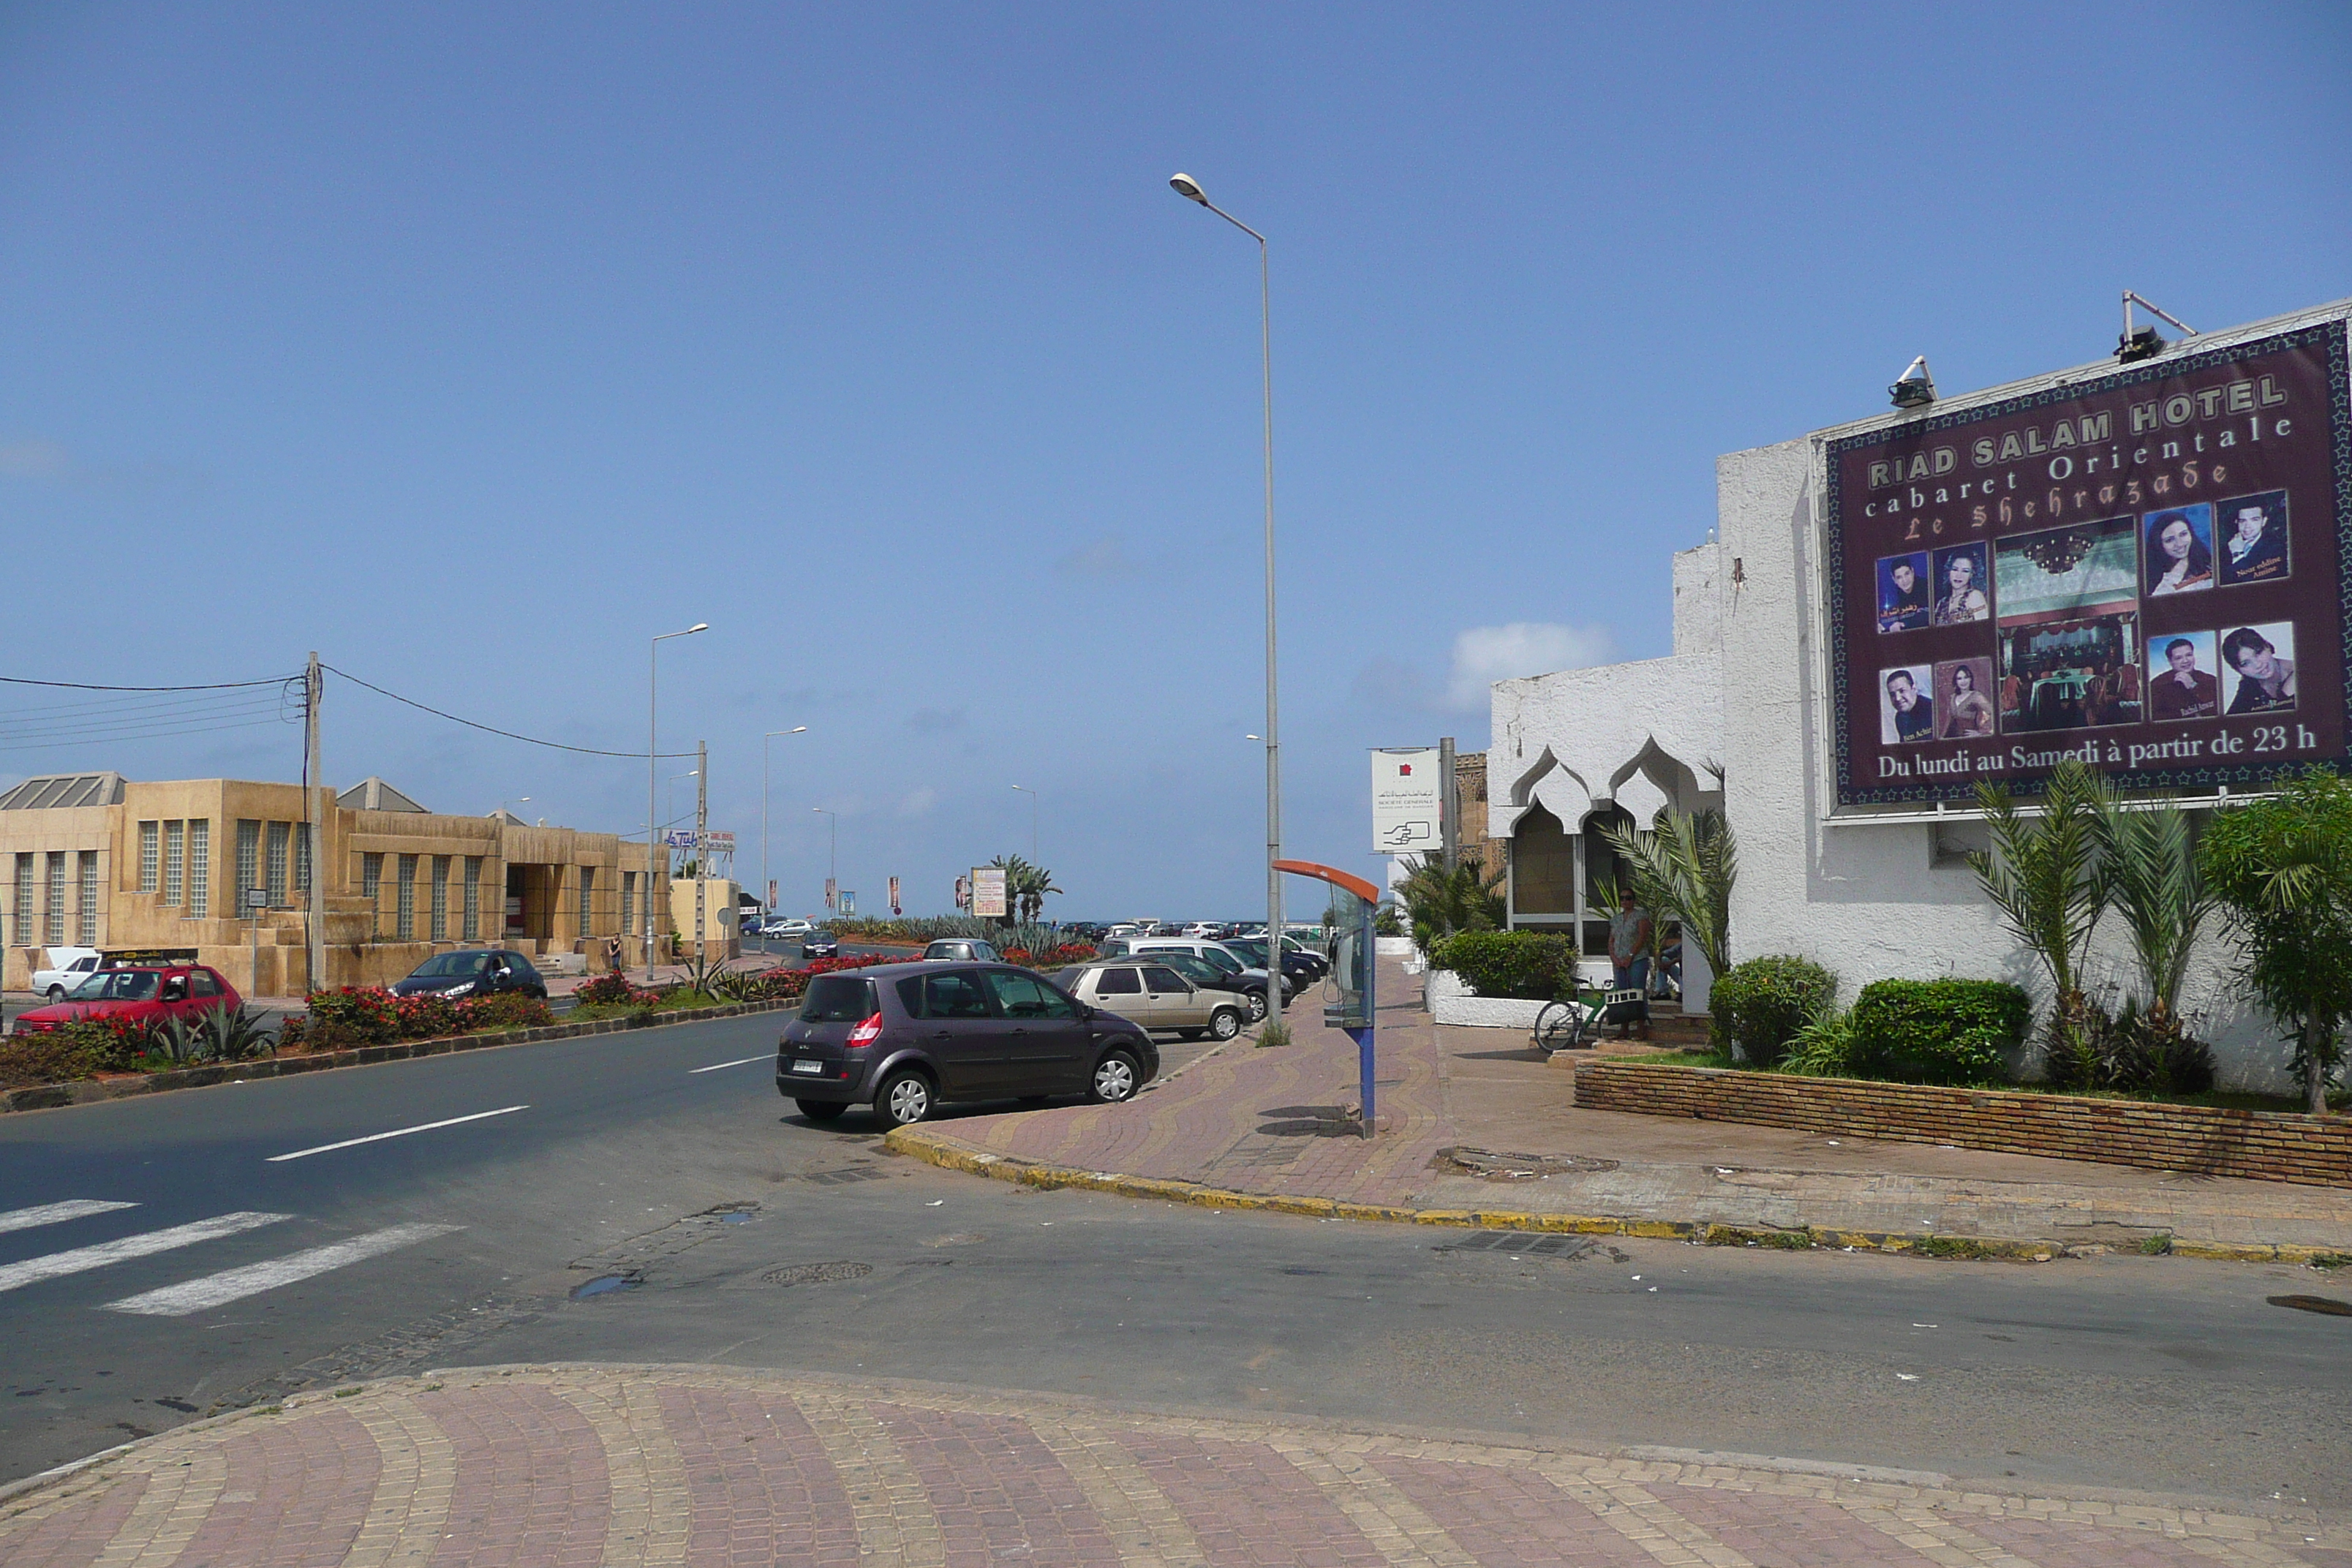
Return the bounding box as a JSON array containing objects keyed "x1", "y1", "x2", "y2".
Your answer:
[
  {"x1": 2118, "y1": 290, "x2": 2195, "y2": 363},
  {"x1": 1888, "y1": 355, "x2": 1936, "y2": 410}
]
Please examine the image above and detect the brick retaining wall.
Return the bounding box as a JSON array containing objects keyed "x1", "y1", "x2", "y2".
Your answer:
[{"x1": 1572, "y1": 1059, "x2": 2352, "y2": 1188}]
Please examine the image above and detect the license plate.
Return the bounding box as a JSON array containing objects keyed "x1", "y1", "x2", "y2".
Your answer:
[{"x1": 791, "y1": 1059, "x2": 824, "y2": 1075}]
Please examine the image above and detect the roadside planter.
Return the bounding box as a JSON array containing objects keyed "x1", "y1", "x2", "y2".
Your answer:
[
  {"x1": 1428, "y1": 968, "x2": 1550, "y2": 1030},
  {"x1": 1574, "y1": 1058, "x2": 2352, "y2": 1188}
]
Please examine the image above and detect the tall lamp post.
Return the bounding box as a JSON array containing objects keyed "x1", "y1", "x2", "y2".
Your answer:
[
  {"x1": 1169, "y1": 171, "x2": 1282, "y2": 1033},
  {"x1": 647, "y1": 623, "x2": 708, "y2": 981},
  {"x1": 811, "y1": 807, "x2": 837, "y2": 912},
  {"x1": 763, "y1": 726, "x2": 810, "y2": 918},
  {"x1": 1009, "y1": 784, "x2": 1039, "y2": 864}
]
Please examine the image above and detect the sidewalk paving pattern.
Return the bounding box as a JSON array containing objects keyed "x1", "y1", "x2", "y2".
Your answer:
[
  {"x1": 4, "y1": 1364, "x2": 2345, "y2": 1567},
  {"x1": 896, "y1": 961, "x2": 2352, "y2": 1258}
]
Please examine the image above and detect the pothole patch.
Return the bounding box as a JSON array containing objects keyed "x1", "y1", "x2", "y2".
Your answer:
[
  {"x1": 763, "y1": 1262, "x2": 875, "y2": 1287},
  {"x1": 570, "y1": 1272, "x2": 643, "y2": 1300},
  {"x1": 2267, "y1": 1293, "x2": 2352, "y2": 1316},
  {"x1": 1431, "y1": 1146, "x2": 1620, "y2": 1180}
]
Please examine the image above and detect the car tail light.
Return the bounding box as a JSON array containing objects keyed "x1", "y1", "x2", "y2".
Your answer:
[{"x1": 846, "y1": 1011, "x2": 885, "y2": 1049}]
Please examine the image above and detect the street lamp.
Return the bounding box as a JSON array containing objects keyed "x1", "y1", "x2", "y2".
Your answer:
[
  {"x1": 1009, "y1": 784, "x2": 1039, "y2": 865},
  {"x1": 1169, "y1": 171, "x2": 1283, "y2": 1033},
  {"x1": 647, "y1": 623, "x2": 708, "y2": 980},
  {"x1": 497, "y1": 796, "x2": 530, "y2": 823},
  {"x1": 763, "y1": 727, "x2": 810, "y2": 918},
  {"x1": 811, "y1": 807, "x2": 837, "y2": 911}
]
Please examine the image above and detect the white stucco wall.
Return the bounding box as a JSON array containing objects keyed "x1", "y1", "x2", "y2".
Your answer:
[{"x1": 1491, "y1": 296, "x2": 2351, "y2": 1095}]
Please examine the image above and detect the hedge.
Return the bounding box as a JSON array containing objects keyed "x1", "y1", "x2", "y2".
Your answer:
[
  {"x1": 1709, "y1": 955, "x2": 1837, "y2": 1067},
  {"x1": 1431, "y1": 930, "x2": 1577, "y2": 1000},
  {"x1": 1849, "y1": 978, "x2": 2030, "y2": 1086}
]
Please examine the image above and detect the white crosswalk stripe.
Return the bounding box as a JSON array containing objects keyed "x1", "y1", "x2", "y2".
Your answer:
[
  {"x1": 0, "y1": 1211, "x2": 291, "y2": 1294},
  {"x1": 103, "y1": 1222, "x2": 464, "y2": 1316},
  {"x1": 0, "y1": 1199, "x2": 137, "y2": 1236}
]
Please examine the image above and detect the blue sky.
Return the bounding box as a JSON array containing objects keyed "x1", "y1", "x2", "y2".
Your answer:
[{"x1": 4, "y1": 3, "x2": 2346, "y2": 917}]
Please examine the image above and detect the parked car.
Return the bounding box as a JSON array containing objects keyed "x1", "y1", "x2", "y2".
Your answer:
[
  {"x1": 30, "y1": 946, "x2": 104, "y2": 1003},
  {"x1": 777, "y1": 962, "x2": 1157, "y2": 1128},
  {"x1": 390, "y1": 949, "x2": 546, "y2": 1000},
  {"x1": 1221, "y1": 936, "x2": 1321, "y2": 988},
  {"x1": 1106, "y1": 947, "x2": 1278, "y2": 1021},
  {"x1": 12, "y1": 965, "x2": 242, "y2": 1035},
  {"x1": 923, "y1": 938, "x2": 1000, "y2": 963},
  {"x1": 1110, "y1": 938, "x2": 1292, "y2": 1009},
  {"x1": 802, "y1": 928, "x2": 840, "y2": 958},
  {"x1": 1057, "y1": 959, "x2": 1247, "y2": 1042},
  {"x1": 769, "y1": 916, "x2": 814, "y2": 938}
]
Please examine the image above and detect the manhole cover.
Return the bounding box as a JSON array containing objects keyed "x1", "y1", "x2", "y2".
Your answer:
[
  {"x1": 1432, "y1": 1147, "x2": 1619, "y2": 1180},
  {"x1": 763, "y1": 1262, "x2": 875, "y2": 1286},
  {"x1": 2267, "y1": 1293, "x2": 2352, "y2": 1316},
  {"x1": 804, "y1": 1167, "x2": 889, "y2": 1186},
  {"x1": 1433, "y1": 1230, "x2": 1608, "y2": 1262}
]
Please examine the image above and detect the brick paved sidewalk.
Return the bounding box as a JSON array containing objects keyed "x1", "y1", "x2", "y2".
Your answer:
[
  {"x1": 3, "y1": 1363, "x2": 2342, "y2": 1567},
  {"x1": 894, "y1": 961, "x2": 2352, "y2": 1259}
]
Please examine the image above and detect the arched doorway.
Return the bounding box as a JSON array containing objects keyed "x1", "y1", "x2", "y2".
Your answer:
[
  {"x1": 1579, "y1": 804, "x2": 1635, "y2": 960},
  {"x1": 1509, "y1": 805, "x2": 1575, "y2": 923}
]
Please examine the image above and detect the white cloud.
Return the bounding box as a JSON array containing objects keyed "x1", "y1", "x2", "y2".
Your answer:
[{"x1": 1446, "y1": 622, "x2": 1613, "y2": 708}]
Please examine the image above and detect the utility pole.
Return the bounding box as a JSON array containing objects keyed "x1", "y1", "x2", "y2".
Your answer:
[
  {"x1": 1439, "y1": 735, "x2": 1457, "y2": 874},
  {"x1": 695, "y1": 740, "x2": 709, "y2": 977},
  {"x1": 304, "y1": 652, "x2": 325, "y2": 996}
]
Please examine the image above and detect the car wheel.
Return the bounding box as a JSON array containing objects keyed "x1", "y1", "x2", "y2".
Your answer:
[
  {"x1": 1088, "y1": 1049, "x2": 1140, "y2": 1104},
  {"x1": 875, "y1": 1069, "x2": 935, "y2": 1128},
  {"x1": 1208, "y1": 1008, "x2": 1243, "y2": 1041},
  {"x1": 1245, "y1": 992, "x2": 1268, "y2": 1022},
  {"x1": 796, "y1": 1099, "x2": 848, "y2": 1123},
  {"x1": 45, "y1": 987, "x2": 65, "y2": 1003}
]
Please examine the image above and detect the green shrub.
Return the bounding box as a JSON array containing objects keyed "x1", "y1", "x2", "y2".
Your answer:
[
  {"x1": 462, "y1": 993, "x2": 554, "y2": 1030},
  {"x1": 304, "y1": 987, "x2": 402, "y2": 1045},
  {"x1": 0, "y1": 1032, "x2": 105, "y2": 1089},
  {"x1": 1782, "y1": 1006, "x2": 1860, "y2": 1077},
  {"x1": 1709, "y1": 955, "x2": 1836, "y2": 1067},
  {"x1": 1431, "y1": 930, "x2": 1578, "y2": 1000},
  {"x1": 1849, "y1": 979, "x2": 2029, "y2": 1085}
]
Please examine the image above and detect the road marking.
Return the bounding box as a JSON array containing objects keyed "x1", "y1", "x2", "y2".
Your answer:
[
  {"x1": 0, "y1": 1199, "x2": 137, "y2": 1236},
  {"x1": 688, "y1": 1055, "x2": 769, "y2": 1074},
  {"x1": 0, "y1": 1211, "x2": 290, "y2": 1294},
  {"x1": 101, "y1": 1223, "x2": 464, "y2": 1316},
  {"x1": 265, "y1": 1104, "x2": 529, "y2": 1162}
]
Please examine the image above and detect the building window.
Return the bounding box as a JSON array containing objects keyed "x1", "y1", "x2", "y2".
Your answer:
[
  {"x1": 163, "y1": 821, "x2": 185, "y2": 907},
  {"x1": 187, "y1": 820, "x2": 210, "y2": 919},
  {"x1": 396, "y1": 854, "x2": 417, "y2": 940},
  {"x1": 44, "y1": 852, "x2": 66, "y2": 945},
  {"x1": 78, "y1": 851, "x2": 99, "y2": 945},
  {"x1": 10, "y1": 855, "x2": 31, "y2": 946},
  {"x1": 577, "y1": 867, "x2": 595, "y2": 938},
  {"x1": 294, "y1": 825, "x2": 311, "y2": 893},
  {"x1": 1510, "y1": 806, "x2": 1577, "y2": 919},
  {"x1": 266, "y1": 822, "x2": 290, "y2": 908},
  {"x1": 362, "y1": 853, "x2": 383, "y2": 937},
  {"x1": 462, "y1": 857, "x2": 481, "y2": 940},
  {"x1": 236, "y1": 821, "x2": 261, "y2": 908},
  {"x1": 622, "y1": 871, "x2": 636, "y2": 936},
  {"x1": 138, "y1": 822, "x2": 159, "y2": 892},
  {"x1": 430, "y1": 856, "x2": 450, "y2": 941}
]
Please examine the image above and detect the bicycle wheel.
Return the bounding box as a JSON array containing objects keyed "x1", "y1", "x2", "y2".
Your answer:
[{"x1": 1532, "y1": 1000, "x2": 1580, "y2": 1055}]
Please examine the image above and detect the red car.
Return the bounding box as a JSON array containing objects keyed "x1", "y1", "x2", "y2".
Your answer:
[{"x1": 10, "y1": 965, "x2": 242, "y2": 1035}]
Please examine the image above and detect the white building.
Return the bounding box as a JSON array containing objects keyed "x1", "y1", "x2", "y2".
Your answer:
[{"x1": 1488, "y1": 295, "x2": 2351, "y2": 1091}]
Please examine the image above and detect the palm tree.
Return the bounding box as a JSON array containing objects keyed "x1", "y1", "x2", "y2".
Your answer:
[
  {"x1": 987, "y1": 854, "x2": 1062, "y2": 924},
  {"x1": 2095, "y1": 793, "x2": 2215, "y2": 1022},
  {"x1": 1967, "y1": 760, "x2": 2109, "y2": 1084},
  {"x1": 1395, "y1": 855, "x2": 1504, "y2": 953},
  {"x1": 1594, "y1": 808, "x2": 1738, "y2": 983}
]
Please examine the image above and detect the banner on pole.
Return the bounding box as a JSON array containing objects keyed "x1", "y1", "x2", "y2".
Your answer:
[{"x1": 970, "y1": 866, "x2": 1008, "y2": 919}]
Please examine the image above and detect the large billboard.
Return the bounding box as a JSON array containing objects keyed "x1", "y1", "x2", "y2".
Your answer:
[{"x1": 1826, "y1": 320, "x2": 2350, "y2": 805}]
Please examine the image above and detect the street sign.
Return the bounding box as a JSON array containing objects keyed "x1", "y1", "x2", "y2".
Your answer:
[
  {"x1": 704, "y1": 831, "x2": 736, "y2": 851},
  {"x1": 243, "y1": 887, "x2": 270, "y2": 911},
  {"x1": 970, "y1": 866, "x2": 1008, "y2": 919},
  {"x1": 1371, "y1": 747, "x2": 1442, "y2": 856}
]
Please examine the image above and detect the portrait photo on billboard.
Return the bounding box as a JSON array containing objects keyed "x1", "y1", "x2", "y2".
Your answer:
[
  {"x1": 1935, "y1": 657, "x2": 1997, "y2": 739},
  {"x1": 1997, "y1": 611, "x2": 2142, "y2": 733},
  {"x1": 1875, "y1": 552, "x2": 1930, "y2": 633},
  {"x1": 2217, "y1": 490, "x2": 2291, "y2": 587},
  {"x1": 2145, "y1": 632, "x2": 2221, "y2": 723},
  {"x1": 2220, "y1": 622, "x2": 2297, "y2": 715},
  {"x1": 1929, "y1": 543, "x2": 1990, "y2": 625},
  {"x1": 1879, "y1": 664, "x2": 1936, "y2": 744},
  {"x1": 2143, "y1": 504, "x2": 2216, "y2": 598},
  {"x1": 1993, "y1": 516, "x2": 2139, "y2": 627}
]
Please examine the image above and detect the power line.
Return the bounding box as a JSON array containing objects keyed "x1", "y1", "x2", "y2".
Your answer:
[
  {"x1": 322, "y1": 664, "x2": 696, "y2": 759},
  {"x1": 0, "y1": 674, "x2": 293, "y2": 693}
]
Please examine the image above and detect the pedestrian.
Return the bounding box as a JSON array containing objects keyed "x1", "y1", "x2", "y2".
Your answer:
[
  {"x1": 605, "y1": 933, "x2": 624, "y2": 973},
  {"x1": 1607, "y1": 889, "x2": 1654, "y2": 1039}
]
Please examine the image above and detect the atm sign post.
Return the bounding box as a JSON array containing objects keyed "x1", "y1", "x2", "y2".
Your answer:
[{"x1": 1371, "y1": 747, "x2": 1441, "y2": 856}]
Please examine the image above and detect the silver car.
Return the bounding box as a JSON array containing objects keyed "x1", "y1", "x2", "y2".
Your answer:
[{"x1": 1058, "y1": 960, "x2": 1246, "y2": 1041}]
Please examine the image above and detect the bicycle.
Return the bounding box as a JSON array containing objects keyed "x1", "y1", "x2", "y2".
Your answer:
[{"x1": 1531, "y1": 985, "x2": 1648, "y2": 1055}]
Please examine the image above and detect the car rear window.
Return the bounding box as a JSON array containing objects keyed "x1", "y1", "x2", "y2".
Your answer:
[
  {"x1": 799, "y1": 976, "x2": 878, "y2": 1022},
  {"x1": 1095, "y1": 968, "x2": 1142, "y2": 996}
]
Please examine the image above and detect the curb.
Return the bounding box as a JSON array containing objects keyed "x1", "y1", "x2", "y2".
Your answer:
[
  {"x1": 1, "y1": 999, "x2": 795, "y2": 1116},
  {"x1": 883, "y1": 1126, "x2": 2350, "y2": 1266}
]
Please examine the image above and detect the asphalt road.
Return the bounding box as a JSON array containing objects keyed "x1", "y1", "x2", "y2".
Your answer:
[{"x1": 2, "y1": 1009, "x2": 2347, "y2": 1518}]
